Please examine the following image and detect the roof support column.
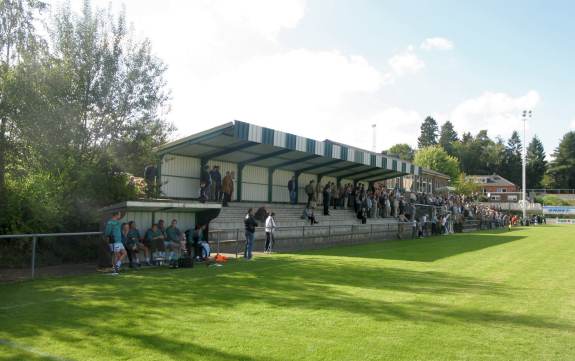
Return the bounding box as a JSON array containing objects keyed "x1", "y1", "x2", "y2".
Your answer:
[
  {"x1": 236, "y1": 163, "x2": 245, "y2": 202},
  {"x1": 294, "y1": 171, "x2": 301, "y2": 204},
  {"x1": 268, "y1": 168, "x2": 275, "y2": 203}
]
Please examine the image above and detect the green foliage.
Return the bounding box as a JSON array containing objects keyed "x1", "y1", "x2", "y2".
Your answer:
[
  {"x1": 386, "y1": 143, "x2": 415, "y2": 161},
  {"x1": 438, "y1": 120, "x2": 458, "y2": 156},
  {"x1": 417, "y1": 116, "x2": 439, "y2": 148},
  {"x1": 454, "y1": 173, "x2": 479, "y2": 196},
  {"x1": 535, "y1": 195, "x2": 571, "y2": 206},
  {"x1": 500, "y1": 131, "x2": 523, "y2": 186},
  {"x1": 414, "y1": 145, "x2": 460, "y2": 181},
  {"x1": 454, "y1": 130, "x2": 505, "y2": 175},
  {"x1": 526, "y1": 136, "x2": 547, "y2": 189},
  {"x1": 547, "y1": 131, "x2": 575, "y2": 189},
  {"x1": 0, "y1": 0, "x2": 172, "y2": 233}
]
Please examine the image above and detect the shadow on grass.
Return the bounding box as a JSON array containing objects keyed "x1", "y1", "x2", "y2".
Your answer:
[
  {"x1": 0, "y1": 243, "x2": 572, "y2": 360},
  {"x1": 297, "y1": 230, "x2": 526, "y2": 262}
]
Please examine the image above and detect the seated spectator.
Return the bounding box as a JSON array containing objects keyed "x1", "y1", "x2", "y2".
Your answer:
[
  {"x1": 126, "y1": 221, "x2": 151, "y2": 266},
  {"x1": 145, "y1": 223, "x2": 166, "y2": 263},
  {"x1": 303, "y1": 206, "x2": 318, "y2": 225},
  {"x1": 191, "y1": 224, "x2": 210, "y2": 261},
  {"x1": 165, "y1": 219, "x2": 184, "y2": 261}
]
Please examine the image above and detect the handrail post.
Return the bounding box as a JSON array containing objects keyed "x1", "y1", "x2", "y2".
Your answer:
[{"x1": 31, "y1": 236, "x2": 37, "y2": 279}]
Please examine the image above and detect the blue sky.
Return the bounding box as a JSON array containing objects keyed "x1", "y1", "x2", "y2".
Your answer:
[{"x1": 68, "y1": 0, "x2": 574, "y2": 156}]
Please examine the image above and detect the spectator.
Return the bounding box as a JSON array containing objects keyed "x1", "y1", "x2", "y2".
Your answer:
[
  {"x1": 222, "y1": 171, "x2": 234, "y2": 206},
  {"x1": 303, "y1": 206, "x2": 318, "y2": 225},
  {"x1": 200, "y1": 164, "x2": 210, "y2": 202},
  {"x1": 244, "y1": 208, "x2": 258, "y2": 260},
  {"x1": 288, "y1": 176, "x2": 296, "y2": 204},
  {"x1": 305, "y1": 180, "x2": 315, "y2": 207},
  {"x1": 265, "y1": 212, "x2": 277, "y2": 253},
  {"x1": 104, "y1": 211, "x2": 127, "y2": 274},
  {"x1": 145, "y1": 223, "x2": 165, "y2": 263},
  {"x1": 210, "y1": 166, "x2": 222, "y2": 201},
  {"x1": 126, "y1": 221, "x2": 150, "y2": 267},
  {"x1": 165, "y1": 219, "x2": 183, "y2": 261},
  {"x1": 331, "y1": 183, "x2": 339, "y2": 210},
  {"x1": 323, "y1": 183, "x2": 331, "y2": 216},
  {"x1": 197, "y1": 224, "x2": 210, "y2": 260}
]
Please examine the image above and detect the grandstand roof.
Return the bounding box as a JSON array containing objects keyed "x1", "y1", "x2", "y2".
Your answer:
[{"x1": 156, "y1": 121, "x2": 421, "y2": 181}]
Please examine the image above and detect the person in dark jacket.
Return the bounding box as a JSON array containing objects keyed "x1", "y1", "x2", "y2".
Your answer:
[
  {"x1": 200, "y1": 165, "x2": 210, "y2": 202},
  {"x1": 288, "y1": 176, "x2": 296, "y2": 204},
  {"x1": 244, "y1": 208, "x2": 258, "y2": 260},
  {"x1": 210, "y1": 166, "x2": 222, "y2": 201},
  {"x1": 322, "y1": 183, "x2": 331, "y2": 216}
]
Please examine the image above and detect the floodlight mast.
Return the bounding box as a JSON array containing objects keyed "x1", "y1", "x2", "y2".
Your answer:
[{"x1": 521, "y1": 110, "x2": 532, "y2": 219}]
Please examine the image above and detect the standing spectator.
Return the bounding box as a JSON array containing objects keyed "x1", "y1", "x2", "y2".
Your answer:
[
  {"x1": 323, "y1": 183, "x2": 331, "y2": 216},
  {"x1": 288, "y1": 176, "x2": 296, "y2": 204},
  {"x1": 222, "y1": 171, "x2": 234, "y2": 206},
  {"x1": 265, "y1": 212, "x2": 277, "y2": 253},
  {"x1": 210, "y1": 166, "x2": 222, "y2": 201},
  {"x1": 305, "y1": 180, "x2": 315, "y2": 207},
  {"x1": 200, "y1": 164, "x2": 211, "y2": 202},
  {"x1": 393, "y1": 195, "x2": 400, "y2": 218},
  {"x1": 331, "y1": 183, "x2": 339, "y2": 210},
  {"x1": 104, "y1": 211, "x2": 127, "y2": 274},
  {"x1": 244, "y1": 208, "x2": 258, "y2": 260}
]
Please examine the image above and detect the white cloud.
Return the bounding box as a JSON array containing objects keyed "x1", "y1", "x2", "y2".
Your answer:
[
  {"x1": 450, "y1": 90, "x2": 541, "y2": 139},
  {"x1": 370, "y1": 107, "x2": 422, "y2": 149},
  {"x1": 421, "y1": 37, "x2": 454, "y2": 51},
  {"x1": 388, "y1": 51, "x2": 425, "y2": 77},
  {"x1": 570, "y1": 119, "x2": 575, "y2": 130}
]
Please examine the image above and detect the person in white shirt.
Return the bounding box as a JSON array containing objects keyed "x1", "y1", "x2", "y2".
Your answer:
[{"x1": 265, "y1": 212, "x2": 277, "y2": 253}]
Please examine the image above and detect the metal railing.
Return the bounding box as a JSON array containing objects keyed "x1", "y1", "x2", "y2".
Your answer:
[{"x1": 0, "y1": 232, "x2": 102, "y2": 278}]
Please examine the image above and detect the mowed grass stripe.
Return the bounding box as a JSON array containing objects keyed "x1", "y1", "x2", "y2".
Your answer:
[{"x1": 1, "y1": 226, "x2": 574, "y2": 361}]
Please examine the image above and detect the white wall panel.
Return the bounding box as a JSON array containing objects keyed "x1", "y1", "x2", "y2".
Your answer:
[
  {"x1": 348, "y1": 149, "x2": 355, "y2": 162},
  {"x1": 242, "y1": 183, "x2": 268, "y2": 201},
  {"x1": 162, "y1": 155, "x2": 200, "y2": 178},
  {"x1": 332, "y1": 144, "x2": 341, "y2": 159},
  {"x1": 273, "y1": 169, "x2": 294, "y2": 185},
  {"x1": 242, "y1": 165, "x2": 268, "y2": 183},
  {"x1": 315, "y1": 141, "x2": 325, "y2": 156},
  {"x1": 295, "y1": 136, "x2": 306, "y2": 152},
  {"x1": 161, "y1": 176, "x2": 200, "y2": 199},
  {"x1": 272, "y1": 186, "x2": 290, "y2": 202}
]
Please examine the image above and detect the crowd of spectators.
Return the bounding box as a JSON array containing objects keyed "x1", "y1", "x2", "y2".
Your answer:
[{"x1": 104, "y1": 212, "x2": 211, "y2": 274}]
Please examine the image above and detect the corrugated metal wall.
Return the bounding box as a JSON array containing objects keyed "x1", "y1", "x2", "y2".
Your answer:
[
  {"x1": 122, "y1": 211, "x2": 196, "y2": 234},
  {"x1": 161, "y1": 155, "x2": 201, "y2": 199},
  {"x1": 242, "y1": 165, "x2": 268, "y2": 201},
  {"x1": 272, "y1": 169, "x2": 293, "y2": 202}
]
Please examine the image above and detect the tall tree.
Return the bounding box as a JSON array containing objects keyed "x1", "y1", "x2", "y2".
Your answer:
[
  {"x1": 547, "y1": 131, "x2": 575, "y2": 189},
  {"x1": 526, "y1": 136, "x2": 547, "y2": 189},
  {"x1": 413, "y1": 145, "x2": 460, "y2": 181},
  {"x1": 385, "y1": 143, "x2": 415, "y2": 161},
  {"x1": 500, "y1": 131, "x2": 523, "y2": 186},
  {"x1": 0, "y1": 0, "x2": 46, "y2": 199},
  {"x1": 417, "y1": 116, "x2": 439, "y2": 148},
  {"x1": 438, "y1": 120, "x2": 458, "y2": 156}
]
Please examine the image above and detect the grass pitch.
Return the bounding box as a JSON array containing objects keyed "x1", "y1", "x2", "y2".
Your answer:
[{"x1": 1, "y1": 226, "x2": 574, "y2": 361}]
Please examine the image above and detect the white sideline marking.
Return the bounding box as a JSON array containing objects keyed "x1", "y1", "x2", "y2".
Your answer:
[{"x1": 0, "y1": 338, "x2": 75, "y2": 361}]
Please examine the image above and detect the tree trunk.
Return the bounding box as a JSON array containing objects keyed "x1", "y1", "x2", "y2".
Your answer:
[{"x1": 0, "y1": 117, "x2": 6, "y2": 200}]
